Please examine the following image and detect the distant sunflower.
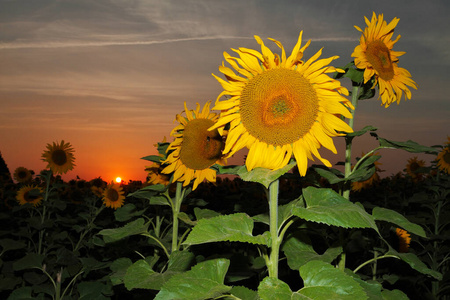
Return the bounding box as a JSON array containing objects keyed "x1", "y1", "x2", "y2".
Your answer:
[
  {"x1": 396, "y1": 228, "x2": 411, "y2": 253},
  {"x1": 406, "y1": 156, "x2": 426, "y2": 181},
  {"x1": 146, "y1": 162, "x2": 171, "y2": 186},
  {"x1": 162, "y1": 101, "x2": 226, "y2": 190},
  {"x1": 16, "y1": 185, "x2": 43, "y2": 207},
  {"x1": 13, "y1": 167, "x2": 32, "y2": 183},
  {"x1": 102, "y1": 182, "x2": 125, "y2": 209},
  {"x1": 436, "y1": 137, "x2": 450, "y2": 174},
  {"x1": 352, "y1": 152, "x2": 382, "y2": 192},
  {"x1": 352, "y1": 12, "x2": 417, "y2": 107},
  {"x1": 42, "y1": 140, "x2": 75, "y2": 174},
  {"x1": 210, "y1": 31, "x2": 353, "y2": 175}
]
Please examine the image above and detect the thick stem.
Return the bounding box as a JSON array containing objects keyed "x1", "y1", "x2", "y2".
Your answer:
[
  {"x1": 267, "y1": 180, "x2": 280, "y2": 278},
  {"x1": 171, "y1": 182, "x2": 183, "y2": 253}
]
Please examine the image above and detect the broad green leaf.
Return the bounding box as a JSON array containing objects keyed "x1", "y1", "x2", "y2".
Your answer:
[
  {"x1": 78, "y1": 281, "x2": 112, "y2": 300},
  {"x1": 123, "y1": 260, "x2": 157, "y2": 290},
  {"x1": 127, "y1": 184, "x2": 168, "y2": 203},
  {"x1": 229, "y1": 286, "x2": 258, "y2": 300},
  {"x1": 293, "y1": 187, "x2": 378, "y2": 231},
  {"x1": 282, "y1": 233, "x2": 342, "y2": 270},
  {"x1": 114, "y1": 203, "x2": 145, "y2": 222},
  {"x1": 372, "y1": 207, "x2": 426, "y2": 238},
  {"x1": 6, "y1": 286, "x2": 34, "y2": 300},
  {"x1": 387, "y1": 248, "x2": 442, "y2": 280},
  {"x1": 253, "y1": 198, "x2": 303, "y2": 227},
  {"x1": 98, "y1": 218, "x2": 149, "y2": 243},
  {"x1": 155, "y1": 259, "x2": 231, "y2": 300},
  {"x1": 298, "y1": 260, "x2": 367, "y2": 300},
  {"x1": 183, "y1": 213, "x2": 270, "y2": 246},
  {"x1": 167, "y1": 250, "x2": 195, "y2": 272},
  {"x1": 194, "y1": 207, "x2": 221, "y2": 220},
  {"x1": 0, "y1": 238, "x2": 26, "y2": 254},
  {"x1": 313, "y1": 167, "x2": 343, "y2": 184},
  {"x1": 13, "y1": 253, "x2": 45, "y2": 271},
  {"x1": 381, "y1": 289, "x2": 409, "y2": 300},
  {"x1": 348, "y1": 155, "x2": 380, "y2": 182},
  {"x1": 178, "y1": 212, "x2": 197, "y2": 226},
  {"x1": 109, "y1": 258, "x2": 132, "y2": 286},
  {"x1": 237, "y1": 160, "x2": 297, "y2": 188},
  {"x1": 258, "y1": 277, "x2": 292, "y2": 300},
  {"x1": 372, "y1": 134, "x2": 438, "y2": 154}
]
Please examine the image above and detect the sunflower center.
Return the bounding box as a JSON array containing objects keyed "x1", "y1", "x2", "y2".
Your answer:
[
  {"x1": 443, "y1": 151, "x2": 450, "y2": 164},
  {"x1": 365, "y1": 40, "x2": 394, "y2": 81},
  {"x1": 24, "y1": 191, "x2": 39, "y2": 203},
  {"x1": 180, "y1": 118, "x2": 224, "y2": 170},
  {"x1": 107, "y1": 188, "x2": 119, "y2": 202},
  {"x1": 18, "y1": 171, "x2": 28, "y2": 179},
  {"x1": 52, "y1": 149, "x2": 68, "y2": 166},
  {"x1": 240, "y1": 68, "x2": 319, "y2": 146},
  {"x1": 410, "y1": 162, "x2": 420, "y2": 172}
]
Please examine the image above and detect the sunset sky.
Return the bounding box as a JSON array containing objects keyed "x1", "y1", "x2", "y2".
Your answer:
[{"x1": 1, "y1": 0, "x2": 449, "y2": 183}]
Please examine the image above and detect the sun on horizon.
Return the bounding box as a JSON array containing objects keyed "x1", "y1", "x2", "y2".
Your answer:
[{"x1": 115, "y1": 177, "x2": 122, "y2": 183}]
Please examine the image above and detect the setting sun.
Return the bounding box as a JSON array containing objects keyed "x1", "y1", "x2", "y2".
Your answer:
[{"x1": 115, "y1": 177, "x2": 122, "y2": 183}]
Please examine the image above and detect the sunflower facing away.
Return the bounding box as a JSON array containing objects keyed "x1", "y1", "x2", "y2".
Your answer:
[
  {"x1": 162, "y1": 101, "x2": 226, "y2": 190},
  {"x1": 352, "y1": 12, "x2": 417, "y2": 107},
  {"x1": 436, "y1": 137, "x2": 450, "y2": 174},
  {"x1": 396, "y1": 228, "x2": 411, "y2": 253},
  {"x1": 16, "y1": 185, "x2": 44, "y2": 207},
  {"x1": 102, "y1": 182, "x2": 125, "y2": 209},
  {"x1": 13, "y1": 167, "x2": 33, "y2": 183},
  {"x1": 210, "y1": 31, "x2": 353, "y2": 175},
  {"x1": 42, "y1": 140, "x2": 76, "y2": 174}
]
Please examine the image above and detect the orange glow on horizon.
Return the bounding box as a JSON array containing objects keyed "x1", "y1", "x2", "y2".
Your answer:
[{"x1": 115, "y1": 177, "x2": 122, "y2": 183}]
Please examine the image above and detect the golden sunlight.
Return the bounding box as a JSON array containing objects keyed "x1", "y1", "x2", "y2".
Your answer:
[{"x1": 115, "y1": 177, "x2": 122, "y2": 183}]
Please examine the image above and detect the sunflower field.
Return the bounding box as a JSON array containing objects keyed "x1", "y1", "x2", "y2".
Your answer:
[{"x1": 1, "y1": 12, "x2": 450, "y2": 300}]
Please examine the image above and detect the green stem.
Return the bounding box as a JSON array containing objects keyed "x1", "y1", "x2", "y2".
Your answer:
[
  {"x1": 267, "y1": 179, "x2": 280, "y2": 278},
  {"x1": 171, "y1": 182, "x2": 183, "y2": 253},
  {"x1": 353, "y1": 254, "x2": 400, "y2": 274},
  {"x1": 38, "y1": 171, "x2": 52, "y2": 255}
]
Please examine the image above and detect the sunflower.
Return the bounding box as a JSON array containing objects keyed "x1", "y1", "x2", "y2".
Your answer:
[
  {"x1": 351, "y1": 152, "x2": 382, "y2": 192},
  {"x1": 210, "y1": 31, "x2": 353, "y2": 175},
  {"x1": 13, "y1": 167, "x2": 32, "y2": 183},
  {"x1": 146, "y1": 162, "x2": 171, "y2": 186},
  {"x1": 42, "y1": 140, "x2": 76, "y2": 174},
  {"x1": 16, "y1": 185, "x2": 44, "y2": 207},
  {"x1": 406, "y1": 156, "x2": 426, "y2": 181},
  {"x1": 351, "y1": 12, "x2": 417, "y2": 107},
  {"x1": 436, "y1": 137, "x2": 450, "y2": 174},
  {"x1": 396, "y1": 228, "x2": 411, "y2": 253},
  {"x1": 162, "y1": 101, "x2": 226, "y2": 190},
  {"x1": 102, "y1": 182, "x2": 125, "y2": 209}
]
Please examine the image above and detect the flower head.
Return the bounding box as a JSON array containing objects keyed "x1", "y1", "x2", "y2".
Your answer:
[
  {"x1": 406, "y1": 156, "x2": 426, "y2": 181},
  {"x1": 13, "y1": 167, "x2": 33, "y2": 183},
  {"x1": 396, "y1": 228, "x2": 411, "y2": 253},
  {"x1": 41, "y1": 140, "x2": 76, "y2": 174},
  {"x1": 102, "y1": 182, "x2": 125, "y2": 209},
  {"x1": 436, "y1": 137, "x2": 450, "y2": 174},
  {"x1": 146, "y1": 162, "x2": 171, "y2": 186},
  {"x1": 162, "y1": 101, "x2": 226, "y2": 190},
  {"x1": 16, "y1": 185, "x2": 43, "y2": 207},
  {"x1": 210, "y1": 31, "x2": 353, "y2": 175},
  {"x1": 352, "y1": 12, "x2": 417, "y2": 107}
]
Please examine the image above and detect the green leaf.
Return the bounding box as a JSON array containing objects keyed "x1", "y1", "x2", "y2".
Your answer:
[
  {"x1": 347, "y1": 125, "x2": 378, "y2": 138},
  {"x1": 123, "y1": 260, "x2": 157, "y2": 290},
  {"x1": 6, "y1": 286, "x2": 34, "y2": 300},
  {"x1": 155, "y1": 259, "x2": 231, "y2": 300},
  {"x1": 237, "y1": 160, "x2": 297, "y2": 188},
  {"x1": 292, "y1": 187, "x2": 378, "y2": 231},
  {"x1": 313, "y1": 167, "x2": 344, "y2": 184},
  {"x1": 109, "y1": 258, "x2": 132, "y2": 286},
  {"x1": 128, "y1": 184, "x2": 168, "y2": 202},
  {"x1": 282, "y1": 232, "x2": 342, "y2": 270},
  {"x1": 114, "y1": 203, "x2": 145, "y2": 222},
  {"x1": 98, "y1": 218, "x2": 149, "y2": 243},
  {"x1": 258, "y1": 277, "x2": 292, "y2": 300},
  {"x1": 381, "y1": 289, "x2": 409, "y2": 300},
  {"x1": 183, "y1": 213, "x2": 269, "y2": 246},
  {"x1": 0, "y1": 238, "x2": 27, "y2": 254},
  {"x1": 387, "y1": 249, "x2": 442, "y2": 280},
  {"x1": 194, "y1": 207, "x2": 221, "y2": 220},
  {"x1": 167, "y1": 250, "x2": 195, "y2": 272},
  {"x1": 298, "y1": 260, "x2": 368, "y2": 300},
  {"x1": 372, "y1": 207, "x2": 426, "y2": 238},
  {"x1": 13, "y1": 253, "x2": 44, "y2": 271},
  {"x1": 372, "y1": 134, "x2": 438, "y2": 154},
  {"x1": 78, "y1": 281, "x2": 112, "y2": 300},
  {"x1": 229, "y1": 286, "x2": 258, "y2": 300},
  {"x1": 141, "y1": 155, "x2": 164, "y2": 163}
]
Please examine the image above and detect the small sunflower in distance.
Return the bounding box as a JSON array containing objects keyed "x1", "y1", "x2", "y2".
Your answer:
[
  {"x1": 352, "y1": 12, "x2": 417, "y2": 107},
  {"x1": 162, "y1": 101, "x2": 226, "y2": 190},
  {"x1": 13, "y1": 167, "x2": 33, "y2": 183},
  {"x1": 406, "y1": 156, "x2": 426, "y2": 181},
  {"x1": 102, "y1": 182, "x2": 125, "y2": 209},
  {"x1": 210, "y1": 32, "x2": 353, "y2": 175},
  {"x1": 42, "y1": 140, "x2": 75, "y2": 174},
  {"x1": 396, "y1": 228, "x2": 411, "y2": 253},
  {"x1": 16, "y1": 185, "x2": 44, "y2": 207},
  {"x1": 436, "y1": 137, "x2": 450, "y2": 174}
]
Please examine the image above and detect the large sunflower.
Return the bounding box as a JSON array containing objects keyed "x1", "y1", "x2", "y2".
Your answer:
[
  {"x1": 162, "y1": 101, "x2": 226, "y2": 190},
  {"x1": 210, "y1": 31, "x2": 353, "y2": 175},
  {"x1": 16, "y1": 185, "x2": 43, "y2": 207},
  {"x1": 13, "y1": 167, "x2": 33, "y2": 183},
  {"x1": 352, "y1": 12, "x2": 417, "y2": 107},
  {"x1": 42, "y1": 140, "x2": 76, "y2": 174},
  {"x1": 436, "y1": 137, "x2": 450, "y2": 174},
  {"x1": 102, "y1": 182, "x2": 125, "y2": 209}
]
